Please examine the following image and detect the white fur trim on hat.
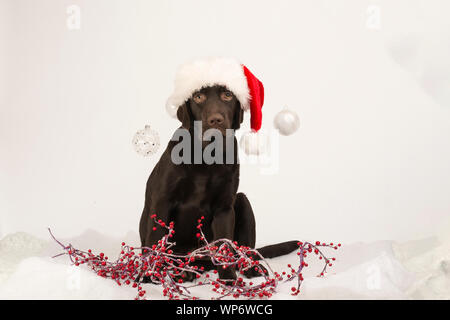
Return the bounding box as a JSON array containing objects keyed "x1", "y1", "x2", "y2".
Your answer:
[{"x1": 168, "y1": 57, "x2": 250, "y2": 110}]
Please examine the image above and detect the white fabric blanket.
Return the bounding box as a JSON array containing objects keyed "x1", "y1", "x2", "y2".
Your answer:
[{"x1": 0, "y1": 231, "x2": 448, "y2": 299}]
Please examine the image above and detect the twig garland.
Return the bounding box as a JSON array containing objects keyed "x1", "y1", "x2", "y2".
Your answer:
[{"x1": 49, "y1": 215, "x2": 340, "y2": 300}]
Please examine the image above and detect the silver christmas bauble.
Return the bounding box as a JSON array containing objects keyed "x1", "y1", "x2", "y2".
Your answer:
[
  {"x1": 165, "y1": 98, "x2": 178, "y2": 118},
  {"x1": 132, "y1": 125, "x2": 160, "y2": 157},
  {"x1": 273, "y1": 108, "x2": 300, "y2": 136}
]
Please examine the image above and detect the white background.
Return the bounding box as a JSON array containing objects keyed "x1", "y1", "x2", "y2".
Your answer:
[{"x1": 1, "y1": 0, "x2": 450, "y2": 245}]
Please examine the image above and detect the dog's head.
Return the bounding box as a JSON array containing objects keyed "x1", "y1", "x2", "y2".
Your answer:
[{"x1": 176, "y1": 85, "x2": 244, "y2": 135}]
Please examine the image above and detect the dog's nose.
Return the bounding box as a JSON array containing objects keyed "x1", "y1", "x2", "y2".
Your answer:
[{"x1": 207, "y1": 113, "x2": 224, "y2": 127}]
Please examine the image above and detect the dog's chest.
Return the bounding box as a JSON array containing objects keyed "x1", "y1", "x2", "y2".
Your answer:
[
  {"x1": 173, "y1": 169, "x2": 232, "y2": 209},
  {"x1": 189, "y1": 175, "x2": 209, "y2": 198}
]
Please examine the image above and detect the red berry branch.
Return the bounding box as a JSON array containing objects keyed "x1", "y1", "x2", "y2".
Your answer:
[{"x1": 49, "y1": 215, "x2": 340, "y2": 300}]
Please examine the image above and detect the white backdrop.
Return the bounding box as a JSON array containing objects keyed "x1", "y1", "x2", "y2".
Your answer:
[{"x1": 1, "y1": 0, "x2": 450, "y2": 245}]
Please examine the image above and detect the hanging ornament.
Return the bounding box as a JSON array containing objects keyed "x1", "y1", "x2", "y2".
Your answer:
[
  {"x1": 165, "y1": 98, "x2": 178, "y2": 118},
  {"x1": 239, "y1": 130, "x2": 269, "y2": 156},
  {"x1": 132, "y1": 125, "x2": 160, "y2": 157},
  {"x1": 273, "y1": 107, "x2": 300, "y2": 136}
]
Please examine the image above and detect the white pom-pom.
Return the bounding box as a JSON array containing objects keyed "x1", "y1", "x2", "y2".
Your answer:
[
  {"x1": 239, "y1": 130, "x2": 269, "y2": 155},
  {"x1": 274, "y1": 108, "x2": 300, "y2": 136},
  {"x1": 165, "y1": 98, "x2": 178, "y2": 118},
  {"x1": 132, "y1": 125, "x2": 160, "y2": 157}
]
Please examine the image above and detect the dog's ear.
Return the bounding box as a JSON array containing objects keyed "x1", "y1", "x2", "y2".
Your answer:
[
  {"x1": 176, "y1": 101, "x2": 192, "y2": 130},
  {"x1": 232, "y1": 101, "x2": 244, "y2": 130}
]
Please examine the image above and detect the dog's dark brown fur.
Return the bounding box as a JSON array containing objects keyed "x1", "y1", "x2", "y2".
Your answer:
[{"x1": 139, "y1": 85, "x2": 297, "y2": 281}]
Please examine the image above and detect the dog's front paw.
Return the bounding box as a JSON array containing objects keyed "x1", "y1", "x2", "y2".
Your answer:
[
  {"x1": 217, "y1": 267, "x2": 237, "y2": 285},
  {"x1": 242, "y1": 264, "x2": 267, "y2": 278},
  {"x1": 173, "y1": 270, "x2": 196, "y2": 283}
]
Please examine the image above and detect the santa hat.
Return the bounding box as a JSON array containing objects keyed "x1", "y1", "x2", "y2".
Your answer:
[{"x1": 167, "y1": 57, "x2": 264, "y2": 132}]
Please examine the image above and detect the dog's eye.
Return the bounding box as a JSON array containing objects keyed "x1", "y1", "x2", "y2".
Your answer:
[
  {"x1": 193, "y1": 92, "x2": 206, "y2": 104},
  {"x1": 220, "y1": 91, "x2": 233, "y2": 102}
]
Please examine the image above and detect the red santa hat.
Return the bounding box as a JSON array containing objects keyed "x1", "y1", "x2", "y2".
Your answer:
[{"x1": 167, "y1": 57, "x2": 264, "y2": 132}]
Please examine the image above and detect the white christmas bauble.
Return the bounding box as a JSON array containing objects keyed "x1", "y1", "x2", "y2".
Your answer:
[
  {"x1": 239, "y1": 131, "x2": 269, "y2": 155},
  {"x1": 273, "y1": 108, "x2": 300, "y2": 136},
  {"x1": 132, "y1": 125, "x2": 160, "y2": 157},
  {"x1": 165, "y1": 98, "x2": 178, "y2": 118}
]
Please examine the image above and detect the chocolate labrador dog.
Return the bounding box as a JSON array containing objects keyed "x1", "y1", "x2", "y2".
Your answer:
[{"x1": 139, "y1": 85, "x2": 298, "y2": 282}]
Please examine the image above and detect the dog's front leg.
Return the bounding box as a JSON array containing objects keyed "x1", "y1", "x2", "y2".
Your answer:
[
  {"x1": 144, "y1": 199, "x2": 172, "y2": 247},
  {"x1": 211, "y1": 207, "x2": 237, "y2": 282},
  {"x1": 139, "y1": 199, "x2": 173, "y2": 284}
]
